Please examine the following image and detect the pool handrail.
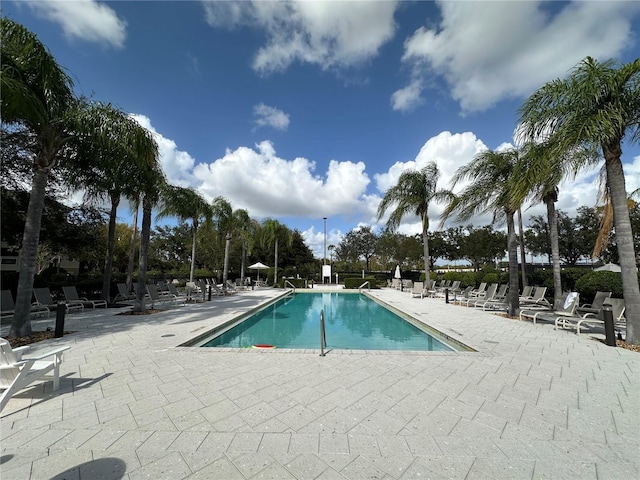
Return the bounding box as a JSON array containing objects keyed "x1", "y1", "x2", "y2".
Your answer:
[
  {"x1": 358, "y1": 281, "x2": 370, "y2": 292},
  {"x1": 284, "y1": 280, "x2": 296, "y2": 293},
  {"x1": 320, "y1": 309, "x2": 327, "y2": 357}
]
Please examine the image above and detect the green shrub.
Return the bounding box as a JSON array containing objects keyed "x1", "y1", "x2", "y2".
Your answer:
[
  {"x1": 480, "y1": 272, "x2": 499, "y2": 284},
  {"x1": 344, "y1": 277, "x2": 378, "y2": 289},
  {"x1": 575, "y1": 271, "x2": 623, "y2": 299}
]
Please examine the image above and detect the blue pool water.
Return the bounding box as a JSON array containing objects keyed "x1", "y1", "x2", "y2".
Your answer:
[{"x1": 200, "y1": 292, "x2": 455, "y2": 351}]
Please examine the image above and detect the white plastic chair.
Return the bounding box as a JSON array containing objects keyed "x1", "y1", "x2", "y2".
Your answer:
[{"x1": 0, "y1": 338, "x2": 70, "y2": 411}]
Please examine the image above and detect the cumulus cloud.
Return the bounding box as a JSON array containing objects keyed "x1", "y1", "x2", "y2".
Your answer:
[
  {"x1": 130, "y1": 114, "x2": 196, "y2": 187},
  {"x1": 26, "y1": 0, "x2": 126, "y2": 48},
  {"x1": 253, "y1": 104, "x2": 290, "y2": 131},
  {"x1": 395, "y1": 0, "x2": 640, "y2": 112},
  {"x1": 202, "y1": 0, "x2": 399, "y2": 74},
  {"x1": 192, "y1": 140, "x2": 370, "y2": 219},
  {"x1": 391, "y1": 79, "x2": 423, "y2": 112}
]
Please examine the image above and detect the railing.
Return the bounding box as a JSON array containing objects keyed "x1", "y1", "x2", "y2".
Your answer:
[
  {"x1": 320, "y1": 309, "x2": 327, "y2": 357},
  {"x1": 284, "y1": 280, "x2": 296, "y2": 293},
  {"x1": 358, "y1": 281, "x2": 370, "y2": 293}
]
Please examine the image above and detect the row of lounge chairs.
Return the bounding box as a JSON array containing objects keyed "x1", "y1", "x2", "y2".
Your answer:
[{"x1": 1, "y1": 286, "x2": 107, "y2": 322}]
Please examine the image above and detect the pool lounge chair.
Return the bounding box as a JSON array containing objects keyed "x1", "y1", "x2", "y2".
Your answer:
[
  {"x1": 556, "y1": 298, "x2": 626, "y2": 335},
  {"x1": 33, "y1": 287, "x2": 83, "y2": 314},
  {"x1": 1, "y1": 290, "x2": 49, "y2": 321},
  {"x1": 519, "y1": 286, "x2": 550, "y2": 308},
  {"x1": 575, "y1": 291, "x2": 612, "y2": 317},
  {"x1": 146, "y1": 284, "x2": 184, "y2": 308},
  {"x1": 62, "y1": 286, "x2": 107, "y2": 309},
  {"x1": 451, "y1": 286, "x2": 473, "y2": 305},
  {"x1": 113, "y1": 283, "x2": 136, "y2": 304},
  {"x1": 0, "y1": 337, "x2": 70, "y2": 412},
  {"x1": 410, "y1": 281, "x2": 425, "y2": 298},
  {"x1": 470, "y1": 284, "x2": 499, "y2": 309},
  {"x1": 520, "y1": 292, "x2": 579, "y2": 325}
]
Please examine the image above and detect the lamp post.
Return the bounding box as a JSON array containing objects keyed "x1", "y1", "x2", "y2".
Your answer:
[{"x1": 323, "y1": 217, "x2": 327, "y2": 265}]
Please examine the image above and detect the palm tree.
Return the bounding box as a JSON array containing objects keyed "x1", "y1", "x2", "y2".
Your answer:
[
  {"x1": 133, "y1": 162, "x2": 165, "y2": 312},
  {"x1": 443, "y1": 149, "x2": 522, "y2": 317},
  {"x1": 211, "y1": 197, "x2": 235, "y2": 289},
  {"x1": 2, "y1": 18, "x2": 77, "y2": 336},
  {"x1": 157, "y1": 185, "x2": 212, "y2": 282},
  {"x1": 261, "y1": 219, "x2": 292, "y2": 285},
  {"x1": 377, "y1": 162, "x2": 452, "y2": 283},
  {"x1": 232, "y1": 209, "x2": 258, "y2": 285},
  {"x1": 519, "y1": 56, "x2": 640, "y2": 344},
  {"x1": 70, "y1": 102, "x2": 158, "y2": 302}
]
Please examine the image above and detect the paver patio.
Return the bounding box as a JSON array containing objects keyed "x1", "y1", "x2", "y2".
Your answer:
[{"x1": 1, "y1": 287, "x2": 638, "y2": 479}]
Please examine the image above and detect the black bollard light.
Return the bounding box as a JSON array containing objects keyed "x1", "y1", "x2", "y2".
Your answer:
[
  {"x1": 445, "y1": 288, "x2": 449, "y2": 304},
  {"x1": 55, "y1": 302, "x2": 66, "y2": 338},
  {"x1": 208, "y1": 285, "x2": 212, "y2": 301},
  {"x1": 602, "y1": 305, "x2": 616, "y2": 347}
]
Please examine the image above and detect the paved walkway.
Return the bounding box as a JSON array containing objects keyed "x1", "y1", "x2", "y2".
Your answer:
[{"x1": 1, "y1": 287, "x2": 638, "y2": 479}]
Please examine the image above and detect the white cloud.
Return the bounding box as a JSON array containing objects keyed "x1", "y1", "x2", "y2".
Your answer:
[
  {"x1": 26, "y1": 0, "x2": 126, "y2": 48},
  {"x1": 192, "y1": 140, "x2": 370, "y2": 219},
  {"x1": 131, "y1": 114, "x2": 196, "y2": 187},
  {"x1": 202, "y1": 0, "x2": 399, "y2": 74},
  {"x1": 390, "y1": 79, "x2": 423, "y2": 112},
  {"x1": 253, "y1": 103, "x2": 290, "y2": 131},
  {"x1": 396, "y1": 0, "x2": 640, "y2": 112},
  {"x1": 372, "y1": 131, "x2": 489, "y2": 232}
]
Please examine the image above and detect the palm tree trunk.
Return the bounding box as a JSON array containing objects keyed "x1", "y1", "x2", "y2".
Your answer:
[
  {"x1": 506, "y1": 211, "x2": 520, "y2": 317},
  {"x1": 240, "y1": 240, "x2": 247, "y2": 285},
  {"x1": 189, "y1": 220, "x2": 198, "y2": 283},
  {"x1": 422, "y1": 215, "x2": 430, "y2": 283},
  {"x1": 134, "y1": 196, "x2": 153, "y2": 312},
  {"x1": 102, "y1": 193, "x2": 120, "y2": 302},
  {"x1": 126, "y1": 202, "x2": 139, "y2": 290},
  {"x1": 10, "y1": 167, "x2": 49, "y2": 337},
  {"x1": 604, "y1": 143, "x2": 640, "y2": 344},
  {"x1": 274, "y1": 238, "x2": 279, "y2": 285},
  {"x1": 223, "y1": 233, "x2": 231, "y2": 291},
  {"x1": 518, "y1": 208, "x2": 527, "y2": 287},
  {"x1": 545, "y1": 193, "x2": 562, "y2": 308}
]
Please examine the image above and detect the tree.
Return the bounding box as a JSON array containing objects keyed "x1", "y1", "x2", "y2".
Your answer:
[
  {"x1": 335, "y1": 226, "x2": 379, "y2": 271},
  {"x1": 377, "y1": 162, "x2": 452, "y2": 281},
  {"x1": 444, "y1": 149, "x2": 522, "y2": 316},
  {"x1": 2, "y1": 18, "x2": 77, "y2": 336},
  {"x1": 69, "y1": 101, "x2": 160, "y2": 302},
  {"x1": 519, "y1": 56, "x2": 640, "y2": 343},
  {"x1": 260, "y1": 219, "x2": 292, "y2": 284},
  {"x1": 157, "y1": 185, "x2": 212, "y2": 282},
  {"x1": 459, "y1": 226, "x2": 507, "y2": 272}
]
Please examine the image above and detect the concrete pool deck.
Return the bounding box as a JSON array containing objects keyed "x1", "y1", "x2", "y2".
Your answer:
[{"x1": 1, "y1": 286, "x2": 638, "y2": 479}]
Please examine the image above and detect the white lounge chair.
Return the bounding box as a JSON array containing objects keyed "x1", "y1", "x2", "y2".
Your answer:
[
  {"x1": 0, "y1": 338, "x2": 70, "y2": 412},
  {"x1": 62, "y1": 286, "x2": 107, "y2": 309},
  {"x1": 113, "y1": 283, "x2": 136, "y2": 304},
  {"x1": 575, "y1": 291, "x2": 612, "y2": 317},
  {"x1": 520, "y1": 292, "x2": 579, "y2": 325},
  {"x1": 410, "y1": 281, "x2": 425, "y2": 298},
  {"x1": 519, "y1": 286, "x2": 550, "y2": 308}
]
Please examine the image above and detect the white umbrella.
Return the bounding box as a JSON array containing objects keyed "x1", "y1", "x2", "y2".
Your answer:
[
  {"x1": 248, "y1": 262, "x2": 269, "y2": 282},
  {"x1": 594, "y1": 263, "x2": 621, "y2": 272},
  {"x1": 394, "y1": 265, "x2": 401, "y2": 279}
]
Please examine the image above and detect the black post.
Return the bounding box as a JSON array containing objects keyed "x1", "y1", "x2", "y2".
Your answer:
[
  {"x1": 445, "y1": 288, "x2": 449, "y2": 304},
  {"x1": 602, "y1": 306, "x2": 616, "y2": 347},
  {"x1": 55, "y1": 302, "x2": 65, "y2": 338},
  {"x1": 208, "y1": 285, "x2": 212, "y2": 301}
]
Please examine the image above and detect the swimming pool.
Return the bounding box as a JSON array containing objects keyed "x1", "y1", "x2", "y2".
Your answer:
[{"x1": 196, "y1": 292, "x2": 461, "y2": 351}]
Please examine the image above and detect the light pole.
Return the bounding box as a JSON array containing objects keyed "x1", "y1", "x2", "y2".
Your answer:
[{"x1": 323, "y1": 217, "x2": 327, "y2": 265}]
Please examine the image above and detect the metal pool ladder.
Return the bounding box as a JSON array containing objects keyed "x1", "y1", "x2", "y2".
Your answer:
[{"x1": 320, "y1": 309, "x2": 327, "y2": 356}]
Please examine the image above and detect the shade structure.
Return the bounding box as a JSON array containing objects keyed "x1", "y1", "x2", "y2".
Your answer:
[
  {"x1": 394, "y1": 265, "x2": 401, "y2": 279},
  {"x1": 248, "y1": 262, "x2": 269, "y2": 282},
  {"x1": 594, "y1": 263, "x2": 621, "y2": 272}
]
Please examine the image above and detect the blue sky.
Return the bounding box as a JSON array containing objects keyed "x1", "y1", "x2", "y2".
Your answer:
[{"x1": 4, "y1": 1, "x2": 640, "y2": 259}]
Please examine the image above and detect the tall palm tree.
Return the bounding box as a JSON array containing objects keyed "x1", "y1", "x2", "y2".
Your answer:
[
  {"x1": 377, "y1": 162, "x2": 452, "y2": 283},
  {"x1": 2, "y1": 18, "x2": 77, "y2": 336},
  {"x1": 70, "y1": 102, "x2": 158, "y2": 302},
  {"x1": 212, "y1": 197, "x2": 234, "y2": 289},
  {"x1": 519, "y1": 56, "x2": 640, "y2": 344},
  {"x1": 443, "y1": 149, "x2": 522, "y2": 316},
  {"x1": 261, "y1": 219, "x2": 293, "y2": 285},
  {"x1": 126, "y1": 198, "x2": 140, "y2": 290},
  {"x1": 232, "y1": 209, "x2": 257, "y2": 285},
  {"x1": 133, "y1": 162, "x2": 165, "y2": 312},
  {"x1": 157, "y1": 185, "x2": 212, "y2": 282}
]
